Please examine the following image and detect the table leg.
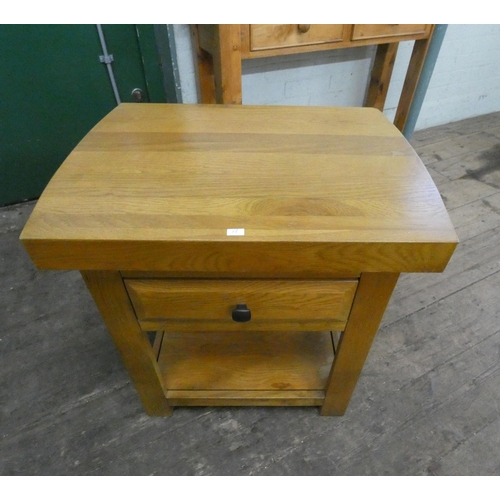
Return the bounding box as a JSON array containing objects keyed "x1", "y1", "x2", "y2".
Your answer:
[
  {"x1": 321, "y1": 272, "x2": 399, "y2": 416},
  {"x1": 393, "y1": 28, "x2": 435, "y2": 131},
  {"x1": 365, "y1": 43, "x2": 399, "y2": 111},
  {"x1": 81, "y1": 271, "x2": 172, "y2": 416},
  {"x1": 212, "y1": 24, "x2": 242, "y2": 104},
  {"x1": 191, "y1": 25, "x2": 216, "y2": 104}
]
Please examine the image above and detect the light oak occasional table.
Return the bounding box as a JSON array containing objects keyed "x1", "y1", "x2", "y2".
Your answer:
[{"x1": 21, "y1": 104, "x2": 458, "y2": 416}]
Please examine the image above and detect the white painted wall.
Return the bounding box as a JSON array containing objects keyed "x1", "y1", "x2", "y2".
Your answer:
[{"x1": 173, "y1": 24, "x2": 500, "y2": 131}]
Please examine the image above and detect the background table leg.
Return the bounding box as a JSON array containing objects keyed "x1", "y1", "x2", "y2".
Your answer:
[
  {"x1": 394, "y1": 30, "x2": 435, "y2": 131},
  {"x1": 365, "y1": 42, "x2": 399, "y2": 111},
  {"x1": 191, "y1": 25, "x2": 216, "y2": 104},
  {"x1": 212, "y1": 24, "x2": 242, "y2": 104}
]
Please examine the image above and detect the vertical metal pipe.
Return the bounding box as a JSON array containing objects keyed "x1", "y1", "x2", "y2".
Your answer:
[
  {"x1": 403, "y1": 24, "x2": 448, "y2": 140},
  {"x1": 96, "y1": 24, "x2": 121, "y2": 105},
  {"x1": 164, "y1": 24, "x2": 183, "y2": 103}
]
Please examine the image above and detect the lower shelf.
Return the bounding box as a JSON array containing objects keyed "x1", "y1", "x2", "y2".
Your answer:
[{"x1": 155, "y1": 330, "x2": 335, "y2": 406}]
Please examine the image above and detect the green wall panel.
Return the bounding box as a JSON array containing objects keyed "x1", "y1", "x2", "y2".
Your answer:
[{"x1": 0, "y1": 24, "x2": 168, "y2": 206}]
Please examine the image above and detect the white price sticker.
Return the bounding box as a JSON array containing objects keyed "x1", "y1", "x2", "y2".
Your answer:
[{"x1": 226, "y1": 228, "x2": 245, "y2": 236}]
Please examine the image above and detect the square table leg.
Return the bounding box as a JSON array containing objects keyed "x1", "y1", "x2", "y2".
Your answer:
[
  {"x1": 81, "y1": 271, "x2": 172, "y2": 416},
  {"x1": 321, "y1": 272, "x2": 399, "y2": 416}
]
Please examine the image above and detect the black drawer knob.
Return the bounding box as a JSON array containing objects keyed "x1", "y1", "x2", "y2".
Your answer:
[{"x1": 232, "y1": 303, "x2": 251, "y2": 322}]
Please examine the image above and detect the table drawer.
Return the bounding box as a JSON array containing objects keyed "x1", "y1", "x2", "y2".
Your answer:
[
  {"x1": 250, "y1": 24, "x2": 345, "y2": 51},
  {"x1": 125, "y1": 279, "x2": 358, "y2": 332},
  {"x1": 352, "y1": 24, "x2": 429, "y2": 41}
]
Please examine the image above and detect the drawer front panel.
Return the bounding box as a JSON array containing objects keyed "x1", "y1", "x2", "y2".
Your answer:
[
  {"x1": 352, "y1": 24, "x2": 429, "y2": 40},
  {"x1": 250, "y1": 24, "x2": 345, "y2": 51},
  {"x1": 125, "y1": 279, "x2": 358, "y2": 332}
]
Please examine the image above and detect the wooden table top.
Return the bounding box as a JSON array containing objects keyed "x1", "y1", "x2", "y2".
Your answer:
[{"x1": 21, "y1": 104, "x2": 457, "y2": 276}]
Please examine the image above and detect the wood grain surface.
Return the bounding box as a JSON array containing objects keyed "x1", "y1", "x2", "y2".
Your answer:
[
  {"x1": 352, "y1": 24, "x2": 429, "y2": 40},
  {"x1": 166, "y1": 390, "x2": 326, "y2": 407},
  {"x1": 125, "y1": 279, "x2": 357, "y2": 332},
  {"x1": 250, "y1": 24, "x2": 345, "y2": 51},
  {"x1": 157, "y1": 330, "x2": 334, "y2": 392},
  {"x1": 21, "y1": 104, "x2": 457, "y2": 274}
]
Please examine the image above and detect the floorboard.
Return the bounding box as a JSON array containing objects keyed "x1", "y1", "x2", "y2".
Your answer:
[{"x1": 1, "y1": 111, "x2": 500, "y2": 476}]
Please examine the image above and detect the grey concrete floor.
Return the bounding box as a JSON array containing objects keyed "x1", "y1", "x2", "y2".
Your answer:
[{"x1": 2, "y1": 112, "x2": 500, "y2": 475}]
